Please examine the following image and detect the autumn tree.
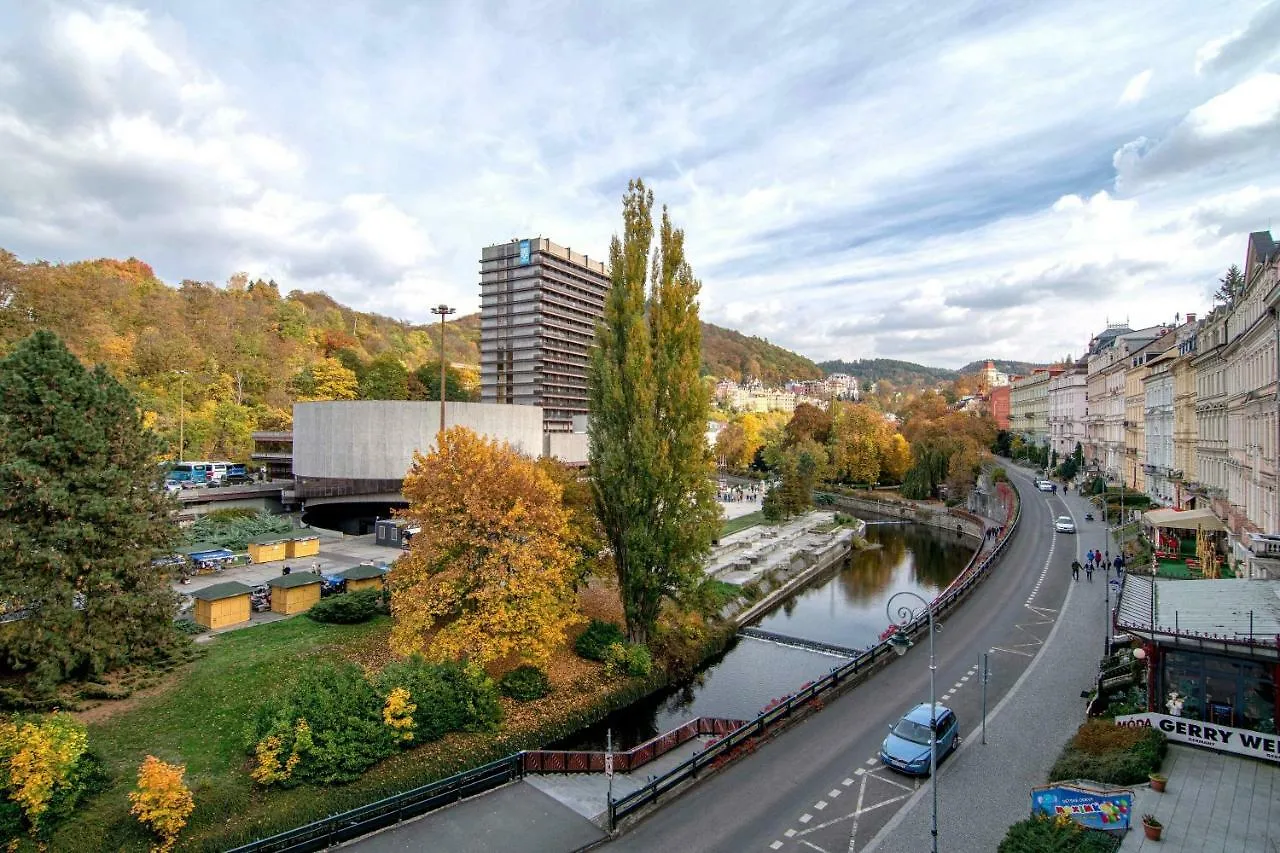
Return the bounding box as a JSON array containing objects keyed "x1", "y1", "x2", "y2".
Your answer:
[
  {"x1": 392, "y1": 427, "x2": 578, "y2": 666},
  {"x1": 409, "y1": 361, "x2": 478, "y2": 402},
  {"x1": 588, "y1": 180, "x2": 720, "y2": 644},
  {"x1": 536, "y1": 457, "x2": 608, "y2": 589},
  {"x1": 714, "y1": 421, "x2": 749, "y2": 468},
  {"x1": 784, "y1": 402, "x2": 833, "y2": 446},
  {"x1": 129, "y1": 756, "x2": 194, "y2": 853},
  {"x1": 0, "y1": 331, "x2": 180, "y2": 695},
  {"x1": 295, "y1": 357, "x2": 359, "y2": 401},
  {"x1": 0, "y1": 713, "x2": 90, "y2": 837}
]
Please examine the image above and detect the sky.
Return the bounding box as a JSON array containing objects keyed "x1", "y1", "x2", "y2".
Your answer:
[{"x1": 1, "y1": 1, "x2": 1278, "y2": 370}]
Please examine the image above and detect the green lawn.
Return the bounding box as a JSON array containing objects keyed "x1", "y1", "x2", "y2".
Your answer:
[
  {"x1": 53, "y1": 617, "x2": 390, "y2": 851},
  {"x1": 721, "y1": 511, "x2": 765, "y2": 537}
]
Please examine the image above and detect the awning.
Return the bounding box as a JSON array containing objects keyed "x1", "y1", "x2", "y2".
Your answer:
[{"x1": 1142, "y1": 507, "x2": 1226, "y2": 532}]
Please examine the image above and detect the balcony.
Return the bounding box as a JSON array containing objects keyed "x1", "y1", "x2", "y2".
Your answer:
[{"x1": 1246, "y1": 533, "x2": 1280, "y2": 560}]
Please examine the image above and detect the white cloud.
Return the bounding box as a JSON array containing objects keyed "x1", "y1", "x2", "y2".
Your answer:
[
  {"x1": 1118, "y1": 69, "x2": 1154, "y2": 104},
  {"x1": 0, "y1": 0, "x2": 1274, "y2": 368}
]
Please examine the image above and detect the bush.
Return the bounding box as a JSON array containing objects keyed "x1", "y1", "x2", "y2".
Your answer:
[
  {"x1": 499, "y1": 665, "x2": 551, "y2": 702},
  {"x1": 574, "y1": 619, "x2": 625, "y2": 661},
  {"x1": 1047, "y1": 719, "x2": 1167, "y2": 785},
  {"x1": 376, "y1": 656, "x2": 502, "y2": 741},
  {"x1": 998, "y1": 815, "x2": 1119, "y2": 853},
  {"x1": 305, "y1": 589, "x2": 382, "y2": 624},
  {"x1": 247, "y1": 662, "x2": 396, "y2": 786},
  {"x1": 603, "y1": 642, "x2": 653, "y2": 678},
  {"x1": 172, "y1": 619, "x2": 206, "y2": 636}
]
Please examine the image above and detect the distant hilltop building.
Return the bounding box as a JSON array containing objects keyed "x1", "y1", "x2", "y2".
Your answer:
[
  {"x1": 979, "y1": 360, "x2": 1010, "y2": 390},
  {"x1": 479, "y1": 237, "x2": 610, "y2": 433}
]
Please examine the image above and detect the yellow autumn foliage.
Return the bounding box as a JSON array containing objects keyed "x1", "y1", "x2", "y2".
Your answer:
[
  {"x1": 0, "y1": 713, "x2": 89, "y2": 833},
  {"x1": 129, "y1": 755, "x2": 194, "y2": 853},
  {"x1": 383, "y1": 687, "x2": 417, "y2": 742},
  {"x1": 392, "y1": 427, "x2": 580, "y2": 666}
]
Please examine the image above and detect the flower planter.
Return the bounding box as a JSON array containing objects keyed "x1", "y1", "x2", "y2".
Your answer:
[
  {"x1": 1142, "y1": 819, "x2": 1163, "y2": 840},
  {"x1": 1149, "y1": 774, "x2": 1167, "y2": 793}
]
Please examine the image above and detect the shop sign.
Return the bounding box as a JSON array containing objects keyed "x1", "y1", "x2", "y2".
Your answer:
[
  {"x1": 1031, "y1": 781, "x2": 1133, "y2": 830},
  {"x1": 1115, "y1": 713, "x2": 1280, "y2": 763}
]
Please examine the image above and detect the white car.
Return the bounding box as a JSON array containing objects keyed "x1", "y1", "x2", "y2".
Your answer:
[
  {"x1": 1037, "y1": 480, "x2": 1054, "y2": 492},
  {"x1": 1054, "y1": 515, "x2": 1076, "y2": 534}
]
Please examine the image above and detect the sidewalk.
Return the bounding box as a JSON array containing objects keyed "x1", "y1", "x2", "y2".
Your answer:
[
  {"x1": 1118, "y1": 744, "x2": 1280, "y2": 852},
  {"x1": 866, "y1": 470, "x2": 1109, "y2": 853}
]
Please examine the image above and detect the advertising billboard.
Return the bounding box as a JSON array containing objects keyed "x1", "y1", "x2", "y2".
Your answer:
[{"x1": 1031, "y1": 781, "x2": 1133, "y2": 831}]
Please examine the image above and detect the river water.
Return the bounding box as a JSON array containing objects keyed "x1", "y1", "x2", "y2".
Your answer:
[{"x1": 554, "y1": 520, "x2": 974, "y2": 751}]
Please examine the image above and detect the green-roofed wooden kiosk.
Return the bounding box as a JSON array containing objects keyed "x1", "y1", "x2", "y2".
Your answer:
[
  {"x1": 247, "y1": 533, "x2": 290, "y2": 564},
  {"x1": 267, "y1": 573, "x2": 322, "y2": 615},
  {"x1": 339, "y1": 564, "x2": 388, "y2": 593},
  {"x1": 191, "y1": 581, "x2": 254, "y2": 629},
  {"x1": 286, "y1": 533, "x2": 321, "y2": 559}
]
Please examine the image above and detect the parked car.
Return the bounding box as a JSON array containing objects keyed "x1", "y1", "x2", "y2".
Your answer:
[
  {"x1": 1054, "y1": 515, "x2": 1076, "y2": 534},
  {"x1": 320, "y1": 574, "x2": 347, "y2": 597},
  {"x1": 880, "y1": 703, "x2": 959, "y2": 775}
]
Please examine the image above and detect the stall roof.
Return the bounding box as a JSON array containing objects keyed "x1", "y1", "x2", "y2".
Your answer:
[
  {"x1": 1142, "y1": 507, "x2": 1226, "y2": 532},
  {"x1": 176, "y1": 541, "x2": 223, "y2": 556},
  {"x1": 1117, "y1": 575, "x2": 1280, "y2": 645},
  {"x1": 340, "y1": 564, "x2": 388, "y2": 581},
  {"x1": 248, "y1": 533, "x2": 292, "y2": 545},
  {"x1": 268, "y1": 573, "x2": 323, "y2": 589},
  {"x1": 191, "y1": 581, "x2": 254, "y2": 602}
]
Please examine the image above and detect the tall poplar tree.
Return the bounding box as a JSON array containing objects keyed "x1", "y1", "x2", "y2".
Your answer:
[
  {"x1": 0, "y1": 331, "x2": 180, "y2": 694},
  {"x1": 589, "y1": 180, "x2": 720, "y2": 643}
]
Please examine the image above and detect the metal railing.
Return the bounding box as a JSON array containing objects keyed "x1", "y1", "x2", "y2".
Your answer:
[
  {"x1": 608, "y1": 480, "x2": 1024, "y2": 828},
  {"x1": 223, "y1": 754, "x2": 524, "y2": 853},
  {"x1": 523, "y1": 717, "x2": 746, "y2": 775}
]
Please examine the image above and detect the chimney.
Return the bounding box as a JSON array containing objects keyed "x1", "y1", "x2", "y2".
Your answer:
[{"x1": 1186, "y1": 313, "x2": 1196, "y2": 323}]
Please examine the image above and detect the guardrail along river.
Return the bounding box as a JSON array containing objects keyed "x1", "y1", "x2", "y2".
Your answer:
[{"x1": 555, "y1": 519, "x2": 973, "y2": 751}]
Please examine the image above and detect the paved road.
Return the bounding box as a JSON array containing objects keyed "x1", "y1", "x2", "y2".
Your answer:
[{"x1": 603, "y1": 465, "x2": 1091, "y2": 852}]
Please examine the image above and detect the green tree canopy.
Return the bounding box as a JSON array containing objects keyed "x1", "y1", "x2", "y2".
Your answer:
[
  {"x1": 0, "y1": 331, "x2": 180, "y2": 694},
  {"x1": 588, "y1": 180, "x2": 720, "y2": 643}
]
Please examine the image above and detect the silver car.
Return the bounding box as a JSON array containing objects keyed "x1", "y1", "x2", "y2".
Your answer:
[{"x1": 1054, "y1": 515, "x2": 1076, "y2": 534}]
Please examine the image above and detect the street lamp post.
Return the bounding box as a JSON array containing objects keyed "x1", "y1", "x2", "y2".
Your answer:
[
  {"x1": 886, "y1": 590, "x2": 940, "y2": 853},
  {"x1": 430, "y1": 304, "x2": 455, "y2": 434}
]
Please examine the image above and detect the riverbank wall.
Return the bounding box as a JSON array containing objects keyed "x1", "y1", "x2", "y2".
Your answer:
[
  {"x1": 731, "y1": 525, "x2": 859, "y2": 628},
  {"x1": 824, "y1": 491, "x2": 988, "y2": 542}
]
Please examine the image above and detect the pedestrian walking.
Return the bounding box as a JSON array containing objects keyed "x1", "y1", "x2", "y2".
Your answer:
[
  {"x1": 1071, "y1": 560, "x2": 1080, "y2": 581},
  {"x1": 1085, "y1": 562, "x2": 1094, "y2": 582}
]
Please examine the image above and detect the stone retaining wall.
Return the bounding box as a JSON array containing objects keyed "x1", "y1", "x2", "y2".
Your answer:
[{"x1": 825, "y1": 493, "x2": 987, "y2": 541}]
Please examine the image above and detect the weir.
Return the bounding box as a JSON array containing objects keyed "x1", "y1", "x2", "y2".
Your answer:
[{"x1": 737, "y1": 627, "x2": 862, "y2": 659}]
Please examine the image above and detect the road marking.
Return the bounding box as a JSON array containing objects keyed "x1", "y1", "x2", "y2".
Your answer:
[
  {"x1": 800, "y1": 813, "x2": 813, "y2": 823},
  {"x1": 800, "y1": 841, "x2": 830, "y2": 852},
  {"x1": 815, "y1": 800, "x2": 828, "y2": 810},
  {"x1": 829, "y1": 789, "x2": 842, "y2": 798},
  {"x1": 770, "y1": 842, "x2": 783, "y2": 850},
  {"x1": 864, "y1": 757, "x2": 877, "y2": 765},
  {"x1": 785, "y1": 829, "x2": 797, "y2": 837},
  {"x1": 846, "y1": 775, "x2": 859, "y2": 782}
]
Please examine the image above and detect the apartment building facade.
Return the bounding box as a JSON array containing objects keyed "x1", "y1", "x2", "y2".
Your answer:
[
  {"x1": 1009, "y1": 368, "x2": 1059, "y2": 446},
  {"x1": 1084, "y1": 325, "x2": 1131, "y2": 474},
  {"x1": 479, "y1": 238, "x2": 611, "y2": 432},
  {"x1": 1125, "y1": 332, "x2": 1178, "y2": 492},
  {"x1": 1143, "y1": 347, "x2": 1177, "y2": 505},
  {"x1": 1193, "y1": 308, "x2": 1231, "y2": 510},
  {"x1": 1047, "y1": 361, "x2": 1087, "y2": 463},
  {"x1": 1170, "y1": 318, "x2": 1200, "y2": 508}
]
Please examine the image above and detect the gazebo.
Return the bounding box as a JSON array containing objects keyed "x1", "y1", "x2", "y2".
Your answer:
[{"x1": 1142, "y1": 507, "x2": 1228, "y2": 578}]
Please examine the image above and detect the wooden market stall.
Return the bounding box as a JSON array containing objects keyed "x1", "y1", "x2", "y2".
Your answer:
[
  {"x1": 1141, "y1": 507, "x2": 1227, "y2": 578},
  {"x1": 339, "y1": 564, "x2": 388, "y2": 593},
  {"x1": 247, "y1": 533, "x2": 290, "y2": 564},
  {"x1": 286, "y1": 534, "x2": 321, "y2": 559},
  {"x1": 268, "y1": 573, "x2": 322, "y2": 615},
  {"x1": 191, "y1": 581, "x2": 253, "y2": 629}
]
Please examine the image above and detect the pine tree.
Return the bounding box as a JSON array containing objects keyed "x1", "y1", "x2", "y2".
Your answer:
[
  {"x1": 1213, "y1": 265, "x2": 1244, "y2": 306},
  {"x1": 589, "y1": 181, "x2": 720, "y2": 644},
  {"x1": 0, "y1": 331, "x2": 180, "y2": 693}
]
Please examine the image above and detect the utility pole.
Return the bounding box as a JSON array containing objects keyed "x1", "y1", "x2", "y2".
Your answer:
[
  {"x1": 431, "y1": 304, "x2": 455, "y2": 435},
  {"x1": 175, "y1": 370, "x2": 189, "y2": 461}
]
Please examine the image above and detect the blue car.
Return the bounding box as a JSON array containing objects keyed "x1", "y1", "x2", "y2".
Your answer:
[{"x1": 879, "y1": 703, "x2": 960, "y2": 776}]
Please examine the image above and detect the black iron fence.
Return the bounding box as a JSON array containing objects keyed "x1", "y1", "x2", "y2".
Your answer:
[{"x1": 223, "y1": 754, "x2": 523, "y2": 853}]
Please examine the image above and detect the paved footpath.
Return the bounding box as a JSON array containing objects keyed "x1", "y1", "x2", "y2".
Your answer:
[{"x1": 865, "y1": 470, "x2": 1112, "y2": 853}]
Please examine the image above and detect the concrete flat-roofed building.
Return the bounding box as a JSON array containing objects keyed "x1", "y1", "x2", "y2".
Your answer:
[{"x1": 480, "y1": 238, "x2": 611, "y2": 433}]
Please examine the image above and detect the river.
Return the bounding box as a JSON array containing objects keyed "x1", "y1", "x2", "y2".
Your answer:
[{"x1": 554, "y1": 519, "x2": 974, "y2": 751}]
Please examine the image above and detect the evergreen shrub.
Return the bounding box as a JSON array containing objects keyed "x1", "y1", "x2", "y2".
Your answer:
[
  {"x1": 574, "y1": 619, "x2": 625, "y2": 661},
  {"x1": 305, "y1": 589, "x2": 381, "y2": 624},
  {"x1": 499, "y1": 665, "x2": 551, "y2": 702}
]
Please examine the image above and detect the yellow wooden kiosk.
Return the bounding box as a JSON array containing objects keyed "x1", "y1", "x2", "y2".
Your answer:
[
  {"x1": 339, "y1": 564, "x2": 388, "y2": 593},
  {"x1": 268, "y1": 573, "x2": 322, "y2": 615},
  {"x1": 247, "y1": 533, "x2": 290, "y2": 564},
  {"x1": 286, "y1": 533, "x2": 321, "y2": 559},
  {"x1": 192, "y1": 581, "x2": 253, "y2": 630}
]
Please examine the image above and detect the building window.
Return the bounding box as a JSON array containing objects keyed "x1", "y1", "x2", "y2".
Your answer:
[{"x1": 1160, "y1": 649, "x2": 1276, "y2": 733}]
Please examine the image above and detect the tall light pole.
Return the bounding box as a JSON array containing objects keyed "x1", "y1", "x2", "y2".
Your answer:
[
  {"x1": 887, "y1": 590, "x2": 940, "y2": 853},
  {"x1": 175, "y1": 370, "x2": 189, "y2": 461},
  {"x1": 431, "y1": 304, "x2": 455, "y2": 435}
]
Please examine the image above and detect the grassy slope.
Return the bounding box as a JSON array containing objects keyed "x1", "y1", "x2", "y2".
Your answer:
[
  {"x1": 721, "y1": 511, "x2": 765, "y2": 537},
  {"x1": 57, "y1": 618, "x2": 389, "y2": 851}
]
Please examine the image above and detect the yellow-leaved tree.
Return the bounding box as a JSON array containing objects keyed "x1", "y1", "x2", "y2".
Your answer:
[
  {"x1": 0, "y1": 712, "x2": 89, "y2": 836},
  {"x1": 129, "y1": 755, "x2": 194, "y2": 853},
  {"x1": 391, "y1": 427, "x2": 579, "y2": 666}
]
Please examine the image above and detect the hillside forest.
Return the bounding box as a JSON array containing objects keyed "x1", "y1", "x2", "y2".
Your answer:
[{"x1": 0, "y1": 251, "x2": 828, "y2": 463}]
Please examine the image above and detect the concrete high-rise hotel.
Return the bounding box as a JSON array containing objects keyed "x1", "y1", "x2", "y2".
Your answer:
[{"x1": 479, "y1": 238, "x2": 610, "y2": 433}]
